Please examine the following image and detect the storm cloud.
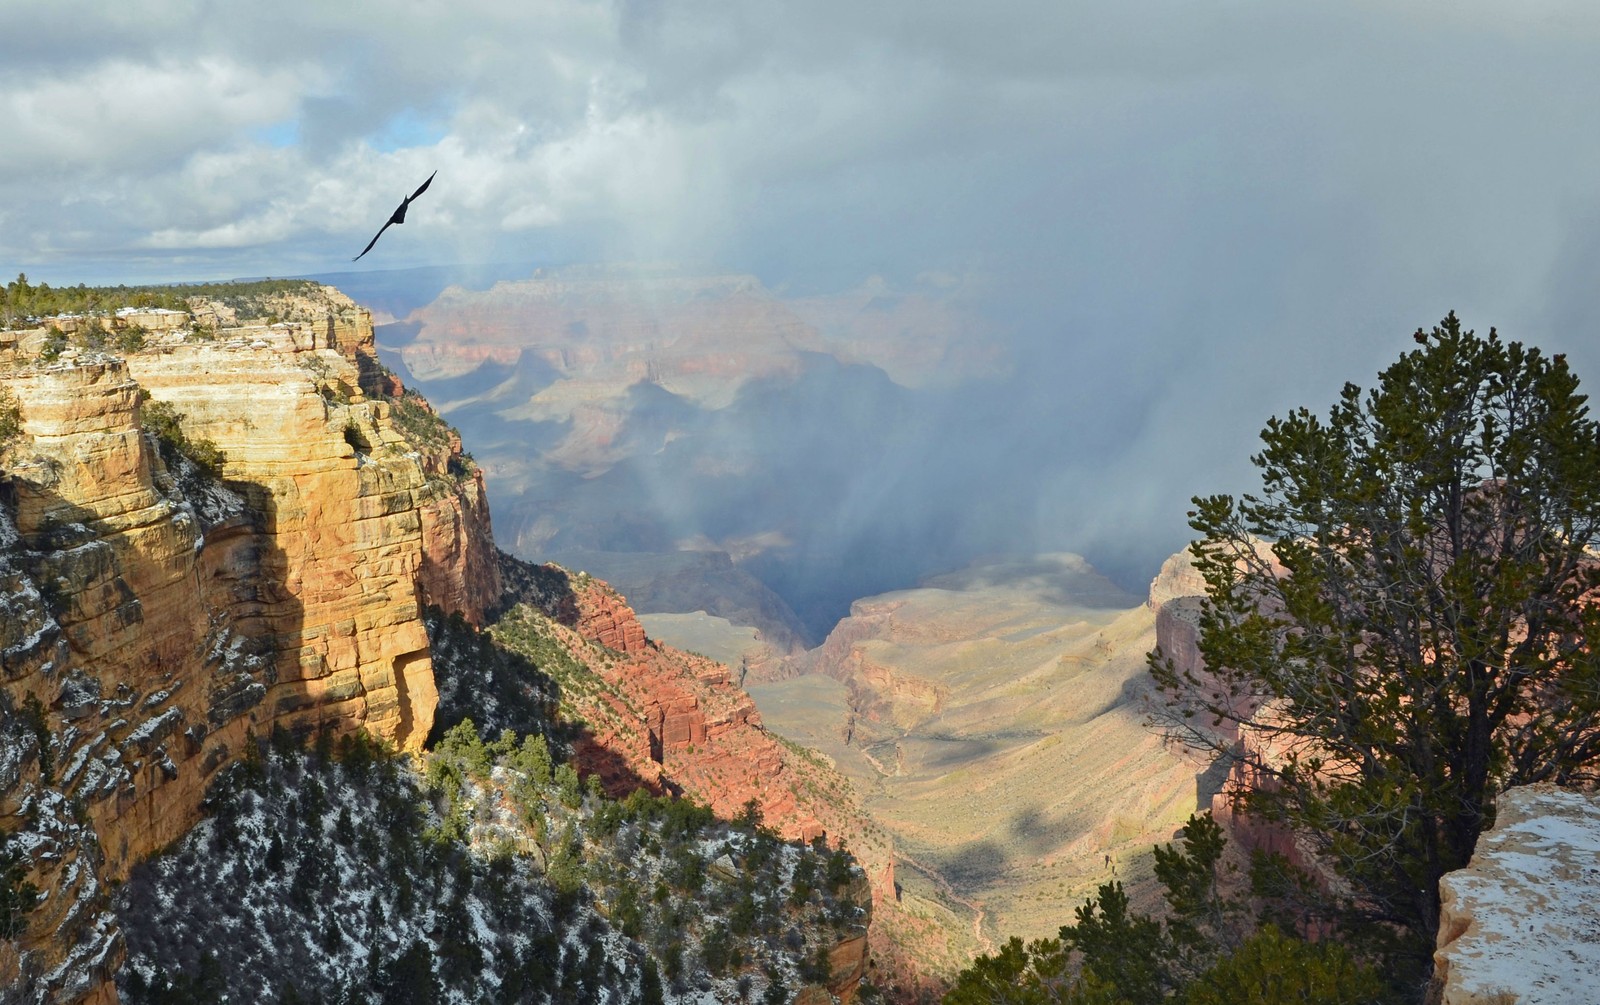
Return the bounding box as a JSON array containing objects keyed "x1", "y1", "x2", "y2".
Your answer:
[{"x1": 9, "y1": 1, "x2": 1600, "y2": 604}]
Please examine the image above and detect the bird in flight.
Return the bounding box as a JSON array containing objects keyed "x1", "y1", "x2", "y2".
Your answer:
[{"x1": 353, "y1": 170, "x2": 436, "y2": 261}]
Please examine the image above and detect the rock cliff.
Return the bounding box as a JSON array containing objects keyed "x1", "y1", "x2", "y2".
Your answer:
[
  {"x1": 1147, "y1": 544, "x2": 1301, "y2": 865},
  {"x1": 492, "y1": 566, "x2": 829, "y2": 845},
  {"x1": 0, "y1": 291, "x2": 497, "y2": 1001},
  {"x1": 0, "y1": 282, "x2": 895, "y2": 1004}
]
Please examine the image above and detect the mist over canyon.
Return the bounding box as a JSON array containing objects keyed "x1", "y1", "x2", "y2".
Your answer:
[{"x1": 344, "y1": 263, "x2": 1220, "y2": 644}]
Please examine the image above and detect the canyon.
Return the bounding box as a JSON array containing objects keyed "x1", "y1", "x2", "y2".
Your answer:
[
  {"x1": 370, "y1": 264, "x2": 1025, "y2": 642},
  {"x1": 0, "y1": 287, "x2": 873, "y2": 1004},
  {"x1": 735, "y1": 554, "x2": 1203, "y2": 972},
  {"x1": 7, "y1": 272, "x2": 1596, "y2": 1004}
]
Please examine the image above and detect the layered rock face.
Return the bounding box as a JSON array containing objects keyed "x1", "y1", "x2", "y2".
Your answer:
[
  {"x1": 537, "y1": 576, "x2": 827, "y2": 844},
  {"x1": 0, "y1": 295, "x2": 496, "y2": 1001},
  {"x1": 486, "y1": 567, "x2": 871, "y2": 1001},
  {"x1": 1147, "y1": 548, "x2": 1208, "y2": 612},
  {"x1": 399, "y1": 267, "x2": 1000, "y2": 400},
  {"x1": 1, "y1": 361, "x2": 218, "y2": 1003},
  {"x1": 1433, "y1": 785, "x2": 1600, "y2": 1005},
  {"x1": 124, "y1": 338, "x2": 437, "y2": 749}
]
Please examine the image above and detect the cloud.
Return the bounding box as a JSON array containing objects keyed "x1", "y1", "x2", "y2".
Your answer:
[
  {"x1": 10, "y1": 0, "x2": 1600, "y2": 289},
  {"x1": 11, "y1": 0, "x2": 1600, "y2": 598},
  {"x1": 1, "y1": 59, "x2": 311, "y2": 173}
]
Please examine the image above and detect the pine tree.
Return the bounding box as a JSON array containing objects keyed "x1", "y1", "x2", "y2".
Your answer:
[{"x1": 1153, "y1": 314, "x2": 1600, "y2": 981}]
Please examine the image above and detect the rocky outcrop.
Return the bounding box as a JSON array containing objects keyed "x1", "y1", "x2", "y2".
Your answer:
[
  {"x1": 1147, "y1": 548, "x2": 1207, "y2": 611},
  {"x1": 770, "y1": 597, "x2": 947, "y2": 730},
  {"x1": 0, "y1": 359, "x2": 263, "y2": 1000},
  {"x1": 572, "y1": 583, "x2": 650, "y2": 656},
  {"x1": 1432, "y1": 785, "x2": 1600, "y2": 1005},
  {"x1": 121, "y1": 337, "x2": 440, "y2": 750},
  {"x1": 551, "y1": 578, "x2": 828, "y2": 844},
  {"x1": 0, "y1": 289, "x2": 496, "y2": 1002}
]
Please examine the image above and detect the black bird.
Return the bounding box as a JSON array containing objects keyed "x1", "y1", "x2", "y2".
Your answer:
[{"x1": 353, "y1": 170, "x2": 436, "y2": 261}]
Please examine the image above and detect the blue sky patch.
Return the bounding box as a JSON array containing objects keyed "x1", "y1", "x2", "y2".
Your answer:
[
  {"x1": 251, "y1": 120, "x2": 301, "y2": 148},
  {"x1": 369, "y1": 108, "x2": 449, "y2": 153}
]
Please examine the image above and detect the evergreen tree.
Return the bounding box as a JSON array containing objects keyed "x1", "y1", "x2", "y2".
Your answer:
[{"x1": 1153, "y1": 314, "x2": 1600, "y2": 982}]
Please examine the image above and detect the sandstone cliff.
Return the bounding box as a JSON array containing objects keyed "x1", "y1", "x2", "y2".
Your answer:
[
  {"x1": 0, "y1": 292, "x2": 496, "y2": 1001},
  {"x1": 491, "y1": 561, "x2": 831, "y2": 845}
]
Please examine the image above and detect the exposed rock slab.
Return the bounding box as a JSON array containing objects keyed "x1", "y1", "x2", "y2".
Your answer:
[{"x1": 1434, "y1": 784, "x2": 1600, "y2": 1005}]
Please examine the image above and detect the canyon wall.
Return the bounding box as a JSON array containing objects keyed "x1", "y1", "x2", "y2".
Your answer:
[
  {"x1": 513, "y1": 571, "x2": 829, "y2": 845},
  {"x1": 1147, "y1": 547, "x2": 1306, "y2": 867},
  {"x1": 0, "y1": 297, "x2": 494, "y2": 1001}
]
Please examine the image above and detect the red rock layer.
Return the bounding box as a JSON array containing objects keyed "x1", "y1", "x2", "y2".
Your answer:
[{"x1": 557, "y1": 579, "x2": 824, "y2": 843}]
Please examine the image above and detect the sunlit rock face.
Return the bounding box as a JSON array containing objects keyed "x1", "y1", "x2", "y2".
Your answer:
[
  {"x1": 1433, "y1": 784, "x2": 1600, "y2": 1005},
  {"x1": 124, "y1": 341, "x2": 438, "y2": 752},
  {"x1": 541, "y1": 573, "x2": 828, "y2": 845},
  {"x1": 0, "y1": 291, "x2": 495, "y2": 1002}
]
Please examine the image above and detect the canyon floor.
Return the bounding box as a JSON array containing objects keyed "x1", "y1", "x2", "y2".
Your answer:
[{"x1": 643, "y1": 553, "x2": 1207, "y2": 966}]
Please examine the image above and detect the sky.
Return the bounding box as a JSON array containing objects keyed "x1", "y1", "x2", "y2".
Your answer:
[{"x1": 8, "y1": 0, "x2": 1600, "y2": 593}]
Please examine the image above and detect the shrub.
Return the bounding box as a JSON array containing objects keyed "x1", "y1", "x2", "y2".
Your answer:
[
  {"x1": 113, "y1": 324, "x2": 148, "y2": 353},
  {"x1": 0, "y1": 829, "x2": 40, "y2": 939},
  {"x1": 1183, "y1": 925, "x2": 1382, "y2": 1005},
  {"x1": 139, "y1": 399, "x2": 226, "y2": 479},
  {"x1": 0, "y1": 386, "x2": 21, "y2": 453},
  {"x1": 38, "y1": 326, "x2": 66, "y2": 362}
]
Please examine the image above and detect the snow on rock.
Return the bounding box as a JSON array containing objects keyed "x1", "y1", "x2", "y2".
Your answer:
[{"x1": 1434, "y1": 784, "x2": 1600, "y2": 1005}]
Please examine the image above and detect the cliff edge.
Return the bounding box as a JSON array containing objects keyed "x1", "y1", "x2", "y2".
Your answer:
[{"x1": 0, "y1": 291, "x2": 495, "y2": 1000}]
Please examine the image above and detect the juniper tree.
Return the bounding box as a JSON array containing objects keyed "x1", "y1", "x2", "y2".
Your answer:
[{"x1": 1151, "y1": 313, "x2": 1600, "y2": 981}]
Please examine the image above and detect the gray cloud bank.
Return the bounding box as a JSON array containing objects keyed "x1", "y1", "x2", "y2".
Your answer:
[{"x1": 10, "y1": 1, "x2": 1600, "y2": 618}]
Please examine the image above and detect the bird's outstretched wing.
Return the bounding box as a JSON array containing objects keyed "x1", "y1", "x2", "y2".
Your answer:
[
  {"x1": 352, "y1": 170, "x2": 436, "y2": 261},
  {"x1": 353, "y1": 219, "x2": 395, "y2": 261}
]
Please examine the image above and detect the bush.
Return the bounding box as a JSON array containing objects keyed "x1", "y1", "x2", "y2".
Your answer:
[
  {"x1": 0, "y1": 829, "x2": 40, "y2": 939},
  {"x1": 139, "y1": 398, "x2": 226, "y2": 479},
  {"x1": 0, "y1": 386, "x2": 21, "y2": 452},
  {"x1": 1183, "y1": 925, "x2": 1381, "y2": 1005},
  {"x1": 76, "y1": 316, "x2": 108, "y2": 349},
  {"x1": 113, "y1": 323, "x2": 148, "y2": 353},
  {"x1": 38, "y1": 326, "x2": 66, "y2": 362}
]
